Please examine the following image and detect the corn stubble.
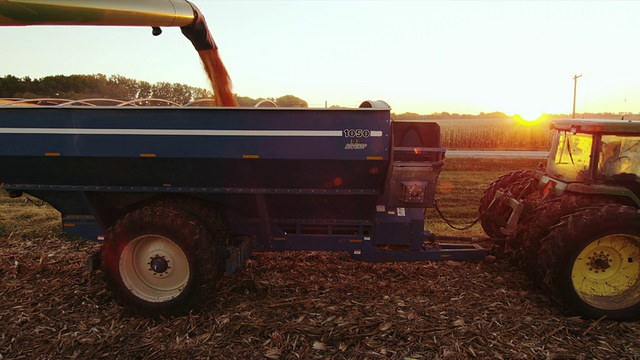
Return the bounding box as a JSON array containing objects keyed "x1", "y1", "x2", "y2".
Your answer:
[{"x1": 1, "y1": 159, "x2": 638, "y2": 359}]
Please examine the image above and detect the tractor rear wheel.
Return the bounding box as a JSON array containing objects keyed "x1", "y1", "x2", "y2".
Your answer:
[
  {"x1": 101, "y1": 205, "x2": 219, "y2": 315},
  {"x1": 479, "y1": 170, "x2": 533, "y2": 238},
  {"x1": 508, "y1": 194, "x2": 619, "y2": 272},
  {"x1": 537, "y1": 204, "x2": 640, "y2": 320}
]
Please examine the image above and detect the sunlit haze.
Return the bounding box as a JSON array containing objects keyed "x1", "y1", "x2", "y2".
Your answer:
[{"x1": 1, "y1": 1, "x2": 639, "y2": 116}]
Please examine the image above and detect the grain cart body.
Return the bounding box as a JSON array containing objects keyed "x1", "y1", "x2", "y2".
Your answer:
[
  {"x1": 0, "y1": 103, "x2": 483, "y2": 264},
  {"x1": 0, "y1": 101, "x2": 486, "y2": 314}
]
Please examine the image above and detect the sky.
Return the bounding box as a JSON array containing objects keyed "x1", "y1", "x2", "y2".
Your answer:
[{"x1": 1, "y1": 0, "x2": 639, "y2": 118}]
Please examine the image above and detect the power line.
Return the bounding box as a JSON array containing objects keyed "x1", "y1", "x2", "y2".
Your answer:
[{"x1": 572, "y1": 73, "x2": 583, "y2": 119}]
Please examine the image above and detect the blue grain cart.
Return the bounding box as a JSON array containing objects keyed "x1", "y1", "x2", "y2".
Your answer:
[{"x1": 0, "y1": 100, "x2": 485, "y2": 314}]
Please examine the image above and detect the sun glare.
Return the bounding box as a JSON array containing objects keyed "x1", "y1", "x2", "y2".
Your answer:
[{"x1": 513, "y1": 112, "x2": 547, "y2": 125}]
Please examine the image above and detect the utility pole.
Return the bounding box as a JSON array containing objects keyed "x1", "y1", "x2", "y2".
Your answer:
[{"x1": 573, "y1": 73, "x2": 582, "y2": 119}]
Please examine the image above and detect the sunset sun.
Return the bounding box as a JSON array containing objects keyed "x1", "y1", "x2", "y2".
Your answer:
[{"x1": 513, "y1": 111, "x2": 547, "y2": 124}]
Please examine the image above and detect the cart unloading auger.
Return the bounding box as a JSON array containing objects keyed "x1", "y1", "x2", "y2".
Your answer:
[{"x1": 0, "y1": 0, "x2": 236, "y2": 106}]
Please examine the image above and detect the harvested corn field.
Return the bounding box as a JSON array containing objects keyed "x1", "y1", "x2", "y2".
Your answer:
[{"x1": 1, "y1": 158, "x2": 639, "y2": 359}]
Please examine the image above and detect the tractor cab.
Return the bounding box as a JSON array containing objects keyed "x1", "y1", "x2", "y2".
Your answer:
[{"x1": 544, "y1": 119, "x2": 640, "y2": 201}]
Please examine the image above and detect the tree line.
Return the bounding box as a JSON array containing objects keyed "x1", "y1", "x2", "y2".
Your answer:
[
  {"x1": 392, "y1": 111, "x2": 512, "y2": 120},
  {"x1": 392, "y1": 111, "x2": 640, "y2": 121},
  {"x1": 0, "y1": 74, "x2": 308, "y2": 107},
  {"x1": 2, "y1": 74, "x2": 636, "y2": 119}
]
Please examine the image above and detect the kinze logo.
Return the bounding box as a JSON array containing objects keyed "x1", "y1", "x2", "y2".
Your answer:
[
  {"x1": 343, "y1": 128, "x2": 371, "y2": 150},
  {"x1": 345, "y1": 139, "x2": 368, "y2": 150}
]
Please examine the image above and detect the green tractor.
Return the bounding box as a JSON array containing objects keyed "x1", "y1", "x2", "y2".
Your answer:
[{"x1": 480, "y1": 119, "x2": 640, "y2": 321}]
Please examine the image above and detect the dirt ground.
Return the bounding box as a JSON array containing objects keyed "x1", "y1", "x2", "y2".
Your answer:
[{"x1": 1, "y1": 229, "x2": 639, "y2": 359}]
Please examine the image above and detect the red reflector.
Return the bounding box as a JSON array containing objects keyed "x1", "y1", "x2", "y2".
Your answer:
[
  {"x1": 542, "y1": 180, "x2": 555, "y2": 195},
  {"x1": 414, "y1": 148, "x2": 422, "y2": 154}
]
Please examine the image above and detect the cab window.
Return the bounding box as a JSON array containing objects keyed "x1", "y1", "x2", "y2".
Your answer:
[
  {"x1": 547, "y1": 131, "x2": 593, "y2": 182},
  {"x1": 599, "y1": 135, "x2": 640, "y2": 178}
]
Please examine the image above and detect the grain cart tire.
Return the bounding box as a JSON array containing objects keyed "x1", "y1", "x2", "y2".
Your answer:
[
  {"x1": 508, "y1": 194, "x2": 619, "y2": 272},
  {"x1": 150, "y1": 197, "x2": 229, "y2": 246},
  {"x1": 537, "y1": 204, "x2": 640, "y2": 320},
  {"x1": 479, "y1": 170, "x2": 533, "y2": 238},
  {"x1": 101, "y1": 205, "x2": 219, "y2": 315}
]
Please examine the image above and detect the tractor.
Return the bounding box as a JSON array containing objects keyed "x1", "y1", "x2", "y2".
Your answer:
[{"x1": 480, "y1": 118, "x2": 640, "y2": 321}]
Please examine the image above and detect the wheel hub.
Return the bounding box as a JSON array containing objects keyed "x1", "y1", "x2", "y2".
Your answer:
[
  {"x1": 149, "y1": 255, "x2": 171, "y2": 275},
  {"x1": 586, "y1": 251, "x2": 612, "y2": 273}
]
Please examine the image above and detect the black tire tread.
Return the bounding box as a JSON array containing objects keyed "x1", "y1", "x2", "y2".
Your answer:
[
  {"x1": 101, "y1": 205, "x2": 219, "y2": 316},
  {"x1": 478, "y1": 170, "x2": 533, "y2": 238},
  {"x1": 149, "y1": 197, "x2": 229, "y2": 246},
  {"x1": 536, "y1": 204, "x2": 640, "y2": 320},
  {"x1": 509, "y1": 194, "x2": 620, "y2": 272}
]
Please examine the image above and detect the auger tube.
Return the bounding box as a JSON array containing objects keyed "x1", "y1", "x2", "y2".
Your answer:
[{"x1": 0, "y1": 0, "x2": 197, "y2": 27}]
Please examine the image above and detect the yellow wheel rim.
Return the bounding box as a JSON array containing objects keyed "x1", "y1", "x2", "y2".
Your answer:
[{"x1": 571, "y1": 234, "x2": 640, "y2": 311}]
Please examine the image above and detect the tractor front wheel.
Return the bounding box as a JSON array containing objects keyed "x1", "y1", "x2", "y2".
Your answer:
[
  {"x1": 479, "y1": 170, "x2": 533, "y2": 238},
  {"x1": 537, "y1": 204, "x2": 640, "y2": 320}
]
